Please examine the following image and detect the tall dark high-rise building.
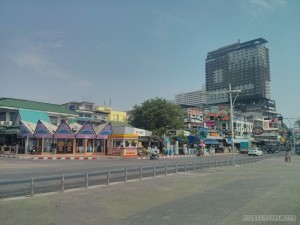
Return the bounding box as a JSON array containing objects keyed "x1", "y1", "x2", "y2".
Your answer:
[{"x1": 205, "y1": 38, "x2": 276, "y2": 113}]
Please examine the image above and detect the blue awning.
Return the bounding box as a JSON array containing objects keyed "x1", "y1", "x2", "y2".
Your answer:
[
  {"x1": 204, "y1": 139, "x2": 219, "y2": 145},
  {"x1": 232, "y1": 138, "x2": 248, "y2": 143}
]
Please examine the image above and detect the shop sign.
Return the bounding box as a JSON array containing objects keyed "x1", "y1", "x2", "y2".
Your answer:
[
  {"x1": 252, "y1": 127, "x2": 264, "y2": 135},
  {"x1": 109, "y1": 134, "x2": 138, "y2": 139},
  {"x1": 124, "y1": 149, "x2": 137, "y2": 156},
  {"x1": 69, "y1": 105, "x2": 76, "y2": 110},
  {"x1": 134, "y1": 128, "x2": 145, "y2": 136},
  {"x1": 112, "y1": 148, "x2": 121, "y2": 155},
  {"x1": 280, "y1": 137, "x2": 285, "y2": 143},
  {"x1": 205, "y1": 121, "x2": 216, "y2": 126}
]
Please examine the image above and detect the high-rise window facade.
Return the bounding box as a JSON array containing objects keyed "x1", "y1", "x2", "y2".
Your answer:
[
  {"x1": 175, "y1": 89, "x2": 206, "y2": 107},
  {"x1": 205, "y1": 38, "x2": 271, "y2": 105}
]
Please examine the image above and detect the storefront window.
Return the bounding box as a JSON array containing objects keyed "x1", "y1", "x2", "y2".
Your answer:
[
  {"x1": 125, "y1": 140, "x2": 131, "y2": 147},
  {"x1": 132, "y1": 141, "x2": 137, "y2": 147},
  {"x1": 57, "y1": 139, "x2": 73, "y2": 154},
  {"x1": 0, "y1": 112, "x2": 6, "y2": 122},
  {"x1": 44, "y1": 139, "x2": 52, "y2": 153},
  {"x1": 95, "y1": 139, "x2": 106, "y2": 153},
  {"x1": 124, "y1": 140, "x2": 137, "y2": 147},
  {"x1": 113, "y1": 140, "x2": 123, "y2": 147},
  {"x1": 76, "y1": 139, "x2": 84, "y2": 153}
]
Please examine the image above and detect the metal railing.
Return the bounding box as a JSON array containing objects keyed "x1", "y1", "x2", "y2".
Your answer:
[{"x1": 0, "y1": 157, "x2": 263, "y2": 199}]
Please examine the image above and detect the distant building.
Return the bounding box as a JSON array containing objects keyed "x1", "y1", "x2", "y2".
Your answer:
[
  {"x1": 182, "y1": 107, "x2": 203, "y2": 129},
  {"x1": 205, "y1": 38, "x2": 277, "y2": 116},
  {"x1": 174, "y1": 87, "x2": 206, "y2": 108},
  {"x1": 62, "y1": 101, "x2": 108, "y2": 125},
  {"x1": 95, "y1": 106, "x2": 127, "y2": 122}
]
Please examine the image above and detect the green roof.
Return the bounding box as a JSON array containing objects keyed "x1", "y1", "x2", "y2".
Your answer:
[{"x1": 0, "y1": 98, "x2": 78, "y2": 116}]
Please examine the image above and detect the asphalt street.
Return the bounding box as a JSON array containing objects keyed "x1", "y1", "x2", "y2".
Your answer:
[
  {"x1": 1, "y1": 154, "x2": 299, "y2": 225},
  {"x1": 0, "y1": 153, "x2": 281, "y2": 180}
]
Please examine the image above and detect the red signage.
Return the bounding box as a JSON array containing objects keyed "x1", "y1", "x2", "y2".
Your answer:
[{"x1": 252, "y1": 127, "x2": 264, "y2": 135}]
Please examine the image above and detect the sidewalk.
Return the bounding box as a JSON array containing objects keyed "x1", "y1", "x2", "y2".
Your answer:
[{"x1": 1, "y1": 156, "x2": 300, "y2": 225}]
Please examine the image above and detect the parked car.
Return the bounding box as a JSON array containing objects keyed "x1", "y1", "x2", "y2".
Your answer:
[{"x1": 248, "y1": 147, "x2": 263, "y2": 156}]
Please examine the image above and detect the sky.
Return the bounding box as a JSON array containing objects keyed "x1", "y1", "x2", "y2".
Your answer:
[{"x1": 0, "y1": 0, "x2": 299, "y2": 118}]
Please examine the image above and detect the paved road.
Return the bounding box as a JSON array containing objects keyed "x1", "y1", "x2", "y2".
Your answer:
[
  {"x1": 0, "y1": 153, "x2": 281, "y2": 180},
  {"x1": 1, "y1": 154, "x2": 299, "y2": 225}
]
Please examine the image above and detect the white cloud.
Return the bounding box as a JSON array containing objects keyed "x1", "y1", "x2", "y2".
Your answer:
[
  {"x1": 244, "y1": 0, "x2": 288, "y2": 17},
  {"x1": 9, "y1": 30, "x2": 91, "y2": 88},
  {"x1": 250, "y1": 0, "x2": 287, "y2": 11},
  {"x1": 12, "y1": 50, "x2": 71, "y2": 80},
  {"x1": 147, "y1": 10, "x2": 186, "y2": 40}
]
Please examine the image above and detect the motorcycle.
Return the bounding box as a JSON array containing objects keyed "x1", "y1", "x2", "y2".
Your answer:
[
  {"x1": 150, "y1": 152, "x2": 159, "y2": 160},
  {"x1": 195, "y1": 149, "x2": 204, "y2": 156}
]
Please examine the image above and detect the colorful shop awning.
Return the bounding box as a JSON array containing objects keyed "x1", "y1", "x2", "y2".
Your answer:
[
  {"x1": 54, "y1": 120, "x2": 75, "y2": 139},
  {"x1": 34, "y1": 120, "x2": 57, "y2": 138},
  {"x1": 95, "y1": 122, "x2": 112, "y2": 139},
  {"x1": 203, "y1": 139, "x2": 219, "y2": 145},
  {"x1": 20, "y1": 121, "x2": 36, "y2": 138},
  {"x1": 76, "y1": 121, "x2": 96, "y2": 139},
  {"x1": 232, "y1": 138, "x2": 249, "y2": 143}
]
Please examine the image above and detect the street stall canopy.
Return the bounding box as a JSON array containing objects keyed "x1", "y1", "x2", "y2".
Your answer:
[
  {"x1": 54, "y1": 120, "x2": 75, "y2": 139},
  {"x1": 75, "y1": 121, "x2": 96, "y2": 139},
  {"x1": 20, "y1": 121, "x2": 36, "y2": 137},
  {"x1": 95, "y1": 122, "x2": 113, "y2": 139},
  {"x1": 34, "y1": 120, "x2": 57, "y2": 138},
  {"x1": 204, "y1": 139, "x2": 219, "y2": 145}
]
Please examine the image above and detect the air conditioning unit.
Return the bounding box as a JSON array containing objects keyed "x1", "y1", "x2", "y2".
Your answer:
[{"x1": 5, "y1": 121, "x2": 13, "y2": 126}]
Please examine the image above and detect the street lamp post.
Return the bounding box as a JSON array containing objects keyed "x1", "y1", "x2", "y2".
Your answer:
[{"x1": 229, "y1": 83, "x2": 241, "y2": 166}]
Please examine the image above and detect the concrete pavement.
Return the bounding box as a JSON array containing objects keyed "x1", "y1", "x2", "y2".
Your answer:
[{"x1": 1, "y1": 156, "x2": 299, "y2": 225}]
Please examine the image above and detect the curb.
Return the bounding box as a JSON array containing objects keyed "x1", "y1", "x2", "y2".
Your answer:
[
  {"x1": 32, "y1": 156, "x2": 98, "y2": 160},
  {"x1": 137, "y1": 155, "x2": 198, "y2": 160}
]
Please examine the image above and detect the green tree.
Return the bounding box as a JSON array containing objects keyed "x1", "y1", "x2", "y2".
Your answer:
[{"x1": 128, "y1": 97, "x2": 184, "y2": 135}]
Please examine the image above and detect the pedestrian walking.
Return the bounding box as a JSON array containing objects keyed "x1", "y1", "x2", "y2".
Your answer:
[
  {"x1": 285, "y1": 149, "x2": 291, "y2": 166},
  {"x1": 51, "y1": 141, "x2": 56, "y2": 154}
]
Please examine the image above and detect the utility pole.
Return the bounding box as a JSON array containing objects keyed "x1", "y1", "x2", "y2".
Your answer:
[
  {"x1": 205, "y1": 84, "x2": 241, "y2": 165},
  {"x1": 229, "y1": 83, "x2": 241, "y2": 166}
]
